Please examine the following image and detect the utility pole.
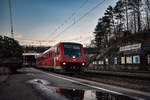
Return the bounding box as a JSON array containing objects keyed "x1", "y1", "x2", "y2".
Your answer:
[{"x1": 8, "y1": 0, "x2": 14, "y2": 38}]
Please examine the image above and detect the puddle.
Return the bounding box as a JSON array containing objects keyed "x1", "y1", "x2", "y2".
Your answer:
[
  {"x1": 28, "y1": 79, "x2": 137, "y2": 100},
  {"x1": 28, "y1": 79, "x2": 50, "y2": 85}
]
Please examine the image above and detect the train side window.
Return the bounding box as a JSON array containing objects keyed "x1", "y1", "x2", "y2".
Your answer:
[
  {"x1": 43, "y1": 55, "x2": 46, "y2": 59},
  {"x1": 49, "y1": 52, "x2": 50, "y2": 58},
  {"x1": 54, "y1": 47, "x2": 59, "y2": 56},
  {"x1": 46, "y1": 53, "x2": 48, "y2": 59},
  {"x1": 57, "y1": 47, "x2": 60, "y2": 55},
  {"x1": 54, "y1": 47, "x2": 57, "y2": 57},
  {"x1": 49, "y1": 51, "x2": 52, "y2": 58}
]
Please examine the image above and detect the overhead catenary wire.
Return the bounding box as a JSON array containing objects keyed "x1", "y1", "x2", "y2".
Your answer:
[
  {"x1": 19, "y1": 0, "x2": 105, "y2": 46},
  {"x1": 65, "y1": 31, "x2": 93, "y2": 41},
  {"x1": 52, "y1": 0, "x2": 106, "y2": 40},
  {"x1": 47, "y1": 0, "x2": 89, "y2": 40}
]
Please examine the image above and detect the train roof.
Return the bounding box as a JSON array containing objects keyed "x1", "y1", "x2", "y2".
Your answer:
[
  {"x1": 38, "y1": 42, "x2": 82, "y2": 58},
  {"x1": 59, "y1": 42, "x2": 82, "y2": 45}
]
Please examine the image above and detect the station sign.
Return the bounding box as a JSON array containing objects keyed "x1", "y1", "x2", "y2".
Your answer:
[
  {"x1": 120, "y1": 43, "x2": 141, "y2": 51},
  {"x1": 114, "y1": 57, "x2": 117, "y2": 64},
  {"x1": 133, "y1": 55, "x2": 140, "y2": 64},
  {"x1": 121, "y1": 57, "x2": 125, "y2": 64},
  {"x1": 126, "y1": 56, "x2": 133, "y2": 64},
  {"x1": 98, "y1": 61, "x2": 104, "y2": 65},
  {"x1": 93, "y1": 61, "x2": 97, "y2": 65},
  {"x1": 105, "y1": 58, "x2": 109, "y2": 64}
]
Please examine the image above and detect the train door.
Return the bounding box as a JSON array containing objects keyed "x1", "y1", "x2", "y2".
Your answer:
[
  {"x1": 54, "y1": 46, "x2": 60, "y2": 69},
  {"x1": 54, "y1": 47, "x2": 57, "y2": 69},
  {"x1": 54, "y1": 52, "x2": 56, "y2": 69},
  {"x1": 49, "y1": 51, "x2": 52, "y2": 67}
]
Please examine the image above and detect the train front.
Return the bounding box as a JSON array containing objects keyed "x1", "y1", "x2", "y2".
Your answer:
[{"x1": 60, "y1": 42, "x2": 86, "y2": 73}]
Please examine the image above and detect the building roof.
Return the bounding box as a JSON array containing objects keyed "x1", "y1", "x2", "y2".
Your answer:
[{"x1": 22, "y1": 53, "x2": 40, "y2": 56}]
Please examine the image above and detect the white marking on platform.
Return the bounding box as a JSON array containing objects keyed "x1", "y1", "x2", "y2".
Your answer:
[
  {"x1": 32, "y1": 68, "x2": 122, "y2": 95},
  {"x1": 49, "y1": 73, "x2": 122, "y2": 94}
]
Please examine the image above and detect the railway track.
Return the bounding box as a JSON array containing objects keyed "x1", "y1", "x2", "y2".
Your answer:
[
  {"x1": 72, "y1": 70, "x2": 150, "y2": 92},
  {"x1": 34, "y1": 67, "x2": 150, "y2": 92},
  {"x1": 83, "y1": 70, "x2": 150, "y2": 80}
]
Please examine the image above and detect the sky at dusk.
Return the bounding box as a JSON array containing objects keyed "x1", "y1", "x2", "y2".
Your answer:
[{"x1": 0, "y1": 0, "x2": 117, "y2": 46}]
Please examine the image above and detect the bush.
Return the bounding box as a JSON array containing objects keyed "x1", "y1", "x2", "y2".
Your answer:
[{"x1": 0, "y1": 36, "x2": 23, "y2": 70}]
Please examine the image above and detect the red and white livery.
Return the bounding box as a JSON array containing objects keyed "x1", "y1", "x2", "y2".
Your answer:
[{"x1": 36, "y1": 42, "x2": 86, "y2": 73}]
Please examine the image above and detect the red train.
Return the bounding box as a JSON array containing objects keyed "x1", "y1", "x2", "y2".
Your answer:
[{"x1": 36, "y1": 42, "x2": 86, "y2": 73}]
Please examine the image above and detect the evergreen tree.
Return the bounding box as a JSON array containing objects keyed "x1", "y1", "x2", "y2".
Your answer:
[
  {"x1": 128, "y1": 0, "x2": 142, "y2": 33},
  {"x1": 92, "y1": 0, "x2": 148, "y2": 48},
  {"x1": 104, "y1": 5, "x2": 115, "y2": 40},
  {"x1": 94, "y1": 18, "x2": 105, "y2": 48},
  {"x1": 145, "y1": 0, "x2": 150, "y2": 30},
  {"x1": 113, "y1": 0, "x2": 125, "y2": 38},
  {"x1": 124, "y1": 0, "x2": 129, "y2": 31}
]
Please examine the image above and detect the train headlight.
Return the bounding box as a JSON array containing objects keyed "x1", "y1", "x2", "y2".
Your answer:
[
  {"x1": 82, "y1": 62, "x2": 85, "y2": 66},
  {"x1": 62, "y1": 62, "x2": 66, "y2": 65}
]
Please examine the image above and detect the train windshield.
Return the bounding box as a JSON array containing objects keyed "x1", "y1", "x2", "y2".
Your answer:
[{"x1": 63, "y1": 44, "x2": 82, "y2": 59}]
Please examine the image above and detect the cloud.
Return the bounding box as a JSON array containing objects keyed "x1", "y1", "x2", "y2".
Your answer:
[{"x1": 15, "y1": 33, "x2": 23, "y2": 39}]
